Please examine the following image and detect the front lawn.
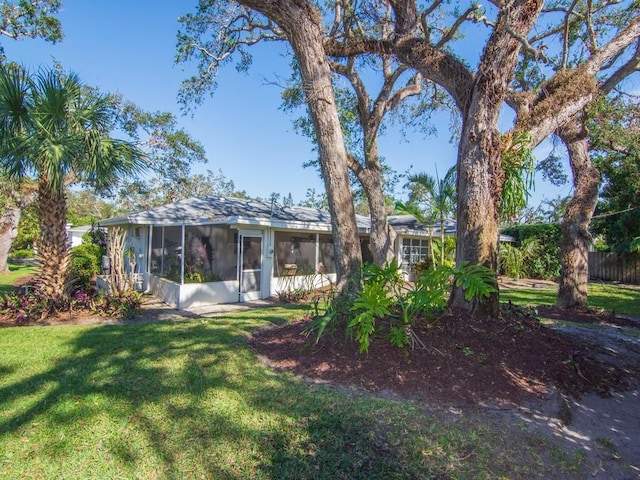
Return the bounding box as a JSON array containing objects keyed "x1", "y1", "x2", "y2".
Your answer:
[
  {"x1": 0, "y1": 263, "x2": 37, "y2": 294},
  {"x1": 0, "y1": 305, "x2": 586, "y2": 479},
  {"x1": 501, "y1": 282, "x2": 640, "y2": 317}
]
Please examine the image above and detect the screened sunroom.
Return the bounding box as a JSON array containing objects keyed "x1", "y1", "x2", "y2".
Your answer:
[{"x1": 98, "y1": 195, "x2": 450, "y2": 309}]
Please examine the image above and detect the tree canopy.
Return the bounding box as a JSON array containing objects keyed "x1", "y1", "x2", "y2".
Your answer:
[
  {"x1": 0, "y1": 0, "x2": 62, "y2": 61},
  {"x1": 176, "y1": 0, "x2": 640, "y2": 312}
]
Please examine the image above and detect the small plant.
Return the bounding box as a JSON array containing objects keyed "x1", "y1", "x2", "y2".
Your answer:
[
  {"x1": 388, "y1": 325, "x2": 410, "y2": 348},
  {"x1": 185, "y1": 271, "x2": 206, "y2": 283},
  {"x1": 478, "y1": 353, "x2": 489, "y2": 364},
  {"x1": 348, "y1": 277, "x2": 395, "y2": 353},
  {"x1": 93, "y1": 290, "x2": 142, "y2": 319},
  {"x1": 458, "y1": 345, "x2": 475, "y2": 356},
  {"x1": 451, "y1": 262, "x2": 497, "y2": 301}
]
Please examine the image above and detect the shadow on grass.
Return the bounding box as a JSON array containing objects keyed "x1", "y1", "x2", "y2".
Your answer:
[{"x1": 0, "y1": 313, "x2": 443, "y2": 479}]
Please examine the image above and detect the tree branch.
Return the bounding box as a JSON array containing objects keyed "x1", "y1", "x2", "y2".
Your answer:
[{"x1": 601, "y1": 39, "x2": 640, "y2": 94}]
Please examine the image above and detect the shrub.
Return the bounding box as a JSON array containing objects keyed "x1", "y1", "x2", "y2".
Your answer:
[
  {"x1": 69, "y1": 243, "x2": 103, "y2": 290},
  {"x1": 499, "y1": 243, "x2": 526, "y2": 279},
  {"x1": 500, "y1": 225, "x2": 561, "y2": 280},
  {"x1": 8, "y1": 249, "x2": 34, "y2": 260},
  {"x1": 330, "y1": 260, "x2": 497, "y2": 353},
  {"x1": 0, "y1": 289, "x2": 142, "y2": 324}
]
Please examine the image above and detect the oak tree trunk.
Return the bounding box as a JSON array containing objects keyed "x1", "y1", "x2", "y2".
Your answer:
[
  {"x1": 239, "y1": 0, "x2": 362, "y2": 288},
  {"x1": 556, "y1": 116, "x2": 599, "y2": 309},
  {"x1": 450, "y1": 116, "x2": 502, "y2": 315},
  {"x1": 367, "y1": 185, "x2": 396, "y2": 266},
  {"x1": 449, "y1": 3, "x2": 542, "y2": 315},
  {"x1": 448, "y1": 0, "x2": 544, "y2": 315},
  {"x1": 350, "y1": 150, "x2": 396, "y2": 266}
]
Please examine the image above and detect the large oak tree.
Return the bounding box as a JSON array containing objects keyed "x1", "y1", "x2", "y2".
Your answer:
[
  {"x1": 178, "y1": 0, "x2": 363, "y2": 289},
  {"x1": 327, "y1": 0, "x2": 639, "y2": 312}
]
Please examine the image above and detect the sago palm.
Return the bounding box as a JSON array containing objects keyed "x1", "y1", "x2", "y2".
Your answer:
[{"x1": 0, "y1": 65, "x2": 145, "y2": 299}]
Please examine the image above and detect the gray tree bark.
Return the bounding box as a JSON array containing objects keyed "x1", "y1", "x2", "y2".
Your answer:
[
  {"x1": 238, "y1": 0, "x2": 362, "y2": 287},
  {"x1": 447, "y1": 0, "x2": 545, "y2": 315},
  {"x1": 0, "y1": 185, "x2": 36, "y2": 273},
  {"x1": 556, "y1": 116, "x2": 600, "y2": 309}
]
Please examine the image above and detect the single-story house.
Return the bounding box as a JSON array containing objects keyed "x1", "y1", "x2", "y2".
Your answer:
[{"x1": 98, "y1": 195, "x2": 455, "y2": 309}]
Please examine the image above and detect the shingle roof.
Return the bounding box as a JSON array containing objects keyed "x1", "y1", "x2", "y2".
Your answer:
[
  {"x1": 388, "y1": 215, "x2": 457, "y2": 237},
  {"x1": 99, "y1": 195, "x2": 371, "y2": 230},
  {"x1": 96, "y1": 195, "x2": 523, "y2": 242}
]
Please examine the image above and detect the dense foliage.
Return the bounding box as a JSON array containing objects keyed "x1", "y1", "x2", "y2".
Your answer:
[
  {"x1": 590, "y1": 97, "x2": 640, "y2": 253},
  {"x1": 500, "y1": 224, "x2": 562, "y2": 280},
  {"x1": 1, "y1": 289, "x2": 142, "y2": 324},
  {"x1": 69, "y1": 242, "x2": 104, "y2": 290},
  {"x1": 308, "y1": 261, "x2": 497, "y2": 353}
]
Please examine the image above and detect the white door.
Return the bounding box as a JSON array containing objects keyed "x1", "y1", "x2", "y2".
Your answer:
[{"x1": 239, "y1": 232, "x2": 263, "y2": 301}]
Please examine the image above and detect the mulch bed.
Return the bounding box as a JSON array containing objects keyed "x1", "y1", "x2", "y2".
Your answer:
[{"x1": 249, "y1": 305, "x2": 639, "y2": 406}]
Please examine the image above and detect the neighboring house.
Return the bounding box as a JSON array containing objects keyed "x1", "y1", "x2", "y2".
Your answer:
[
  {"x1": 66, "y1": 224, "x2": 93, "y2": 248},
  {"x1": 98, "y1": 195, "x2": 453, "y2": 309}
]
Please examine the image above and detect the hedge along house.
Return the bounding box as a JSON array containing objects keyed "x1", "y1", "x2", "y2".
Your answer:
[{"x1": 98, "y1": 195, "x2": 451, "y2": 309}]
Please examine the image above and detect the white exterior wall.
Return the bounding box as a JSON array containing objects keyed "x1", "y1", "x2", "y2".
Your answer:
[
  {"x1": 124, "y1": 224, "x2": 342, "y2": 308},
  {"x1": 270, "y1": 273, "x2": 336, "y2": 297},
  {"x1": 179, "y1": 280, "x2": 240, "y2": 308}
]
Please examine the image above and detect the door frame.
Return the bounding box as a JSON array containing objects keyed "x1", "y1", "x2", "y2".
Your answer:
[{"x1": 238, "y1": 230, "x2": 264, "y2": 302}]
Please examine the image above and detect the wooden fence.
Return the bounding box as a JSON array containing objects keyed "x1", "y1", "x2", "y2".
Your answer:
[{"x1": 589, "y1": 252, "x2": 640, "y2": 284}]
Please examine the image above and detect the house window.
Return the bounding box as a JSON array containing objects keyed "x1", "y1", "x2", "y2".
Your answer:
[
  {"x1": 274, "y1": 232, "x2": 316, "y2": 277},
  {"x1": 401, "y1": 238, "x2": 430, "y2": 270},
  {"x1": 183, "y1": 225, "x2": 237, "y2": 282},
  {"x1": 273, "y1": 232, "x2": 337, "y2": 277},
  {"x1": 161, "y1": 226, "x2": 183, "y2": 282},
  {"x1": 150, "y1": 226, "x2": 163, "y2": 275},
  {"x1": 318, "y1": 234, "x2": 337, "y2": 275}
]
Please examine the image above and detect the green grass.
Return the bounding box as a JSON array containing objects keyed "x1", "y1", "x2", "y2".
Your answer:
[
  {"x1": 0, "y1": 305, "x2": 586, "y2": 479},
  {"x1": 0, "y1": 263, "x2": 37, "y2": 294},
  {"x1": 501, "y1": 282, "x2": 640, "y2": 317}
]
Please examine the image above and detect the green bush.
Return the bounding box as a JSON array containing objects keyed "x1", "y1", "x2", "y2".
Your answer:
[
  {"x1": 8, "y1": 249, "x2": 34, "y2": 260},
  {"x1": 501, "y1": 223, "x2": 562, "y2": 246},
  {"x1": 69, "y1": 243, "x2": 104, "y2": 289},
  {"x1": 500, "y1": 224, "x2": 561, "y2": 280},
  {"x1": 335, "y1": 261, "x2": 497, "y2": 353},
  {"x1": 499, "y1": 243, "x2": 526, "y2": 279}
]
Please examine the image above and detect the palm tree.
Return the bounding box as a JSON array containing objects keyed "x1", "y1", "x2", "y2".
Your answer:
[
  {"x1": 405, "y1": 166, "x2": 457, "y2": 267},
  {"x1": 0, "y1": 65, "x2": 145, "y2": 299}
]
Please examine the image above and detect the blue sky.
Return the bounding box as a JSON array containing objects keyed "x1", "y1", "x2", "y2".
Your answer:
[{"x1": 2, "y1": 0, "x2": 570, "y2": 207}]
